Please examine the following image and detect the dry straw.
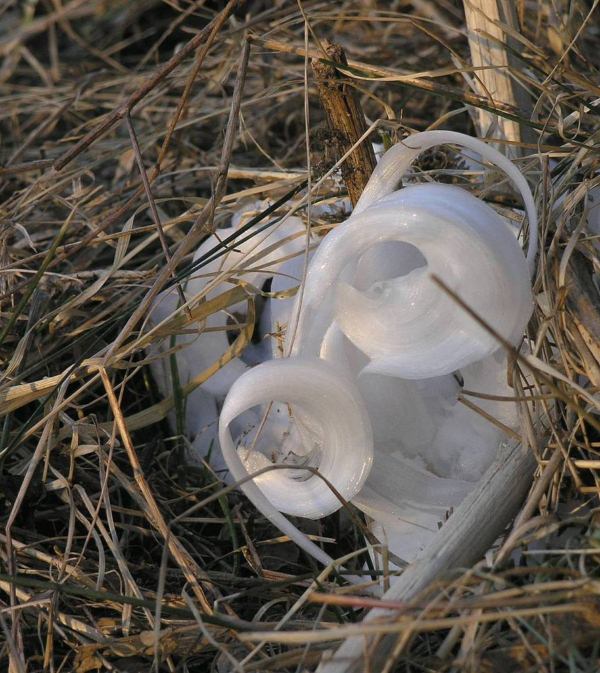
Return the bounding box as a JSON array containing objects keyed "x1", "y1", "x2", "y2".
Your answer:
[{"x1": 0, "y1": 1, "x2": 599, "y2": 672}]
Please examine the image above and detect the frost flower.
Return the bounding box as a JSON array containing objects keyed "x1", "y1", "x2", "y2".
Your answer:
[{"x1": 199, "y1": 131, "x2": 536, "y2": 564}]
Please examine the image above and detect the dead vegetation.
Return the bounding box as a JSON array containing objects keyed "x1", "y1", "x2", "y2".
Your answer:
[{"x1": 0, "y1": 1, "x2": 599, "y2": 671}]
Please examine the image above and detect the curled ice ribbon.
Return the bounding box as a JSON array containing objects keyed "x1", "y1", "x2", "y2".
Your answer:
[
  {"x1": 218, "y1": 131, "x2": 538, "y2": 565},
  {"x1": 219, "y1": 358, "x2": 373, "y2": 565},
  {"x1": 291, "y1": 131, "x2": 537, "y2": 377},
  {"x1": 149, "y1": 210, "x2": 308, "y2": 467}
]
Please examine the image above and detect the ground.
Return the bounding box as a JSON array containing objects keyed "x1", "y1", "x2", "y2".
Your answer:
[{"x1": 0, "y1": 1, "x2": 599, "y2": 672}]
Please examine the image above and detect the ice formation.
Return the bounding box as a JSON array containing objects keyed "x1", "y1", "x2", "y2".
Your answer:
[{"x1": 152, "y1": 131, "x2": 538, "y2": 565}]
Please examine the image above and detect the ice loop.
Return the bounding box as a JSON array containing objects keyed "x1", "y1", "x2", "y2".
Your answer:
[{"x1": 159, "y1": 130, "x2": 538, "y2": 566}]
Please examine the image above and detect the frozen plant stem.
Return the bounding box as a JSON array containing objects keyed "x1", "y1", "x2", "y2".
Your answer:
[
  {"x1": 312, "y1": 41, "x2": 376, "y2": 206},
  {"x1": 463, "y1": 0, "x2": 533, "y2": 153}
]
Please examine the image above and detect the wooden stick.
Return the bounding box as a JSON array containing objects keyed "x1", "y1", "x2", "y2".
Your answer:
[
  {"x1": 312, "y1": 42, "x2": 376, "y2": 206},
  {"x1": 463, "y1": 0, "x2": 531, "y2": 152},
  {"x1": 566, "y1": 250, "x2": 600, "y2": 368}
]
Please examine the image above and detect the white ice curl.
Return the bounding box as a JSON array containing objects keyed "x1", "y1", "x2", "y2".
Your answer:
[
  {"x1": 219, "y1": 357, "x2": 372, "y2": 565},
  {"x1": 214, "y1": 131, "x2": 538, "y2": 567},
  {"x1": 294, "y1": 183, "x2": 532, "y2": 378}
]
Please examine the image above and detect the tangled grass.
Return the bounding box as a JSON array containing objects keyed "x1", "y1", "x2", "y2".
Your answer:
[{"x1": 0, "y1": 1, "x2": 599, "y2": 671}]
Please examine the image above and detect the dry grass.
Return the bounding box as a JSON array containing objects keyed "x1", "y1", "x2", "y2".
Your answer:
[{"x1": 0, "y1": 1, "x2": 599, "y2": 671}]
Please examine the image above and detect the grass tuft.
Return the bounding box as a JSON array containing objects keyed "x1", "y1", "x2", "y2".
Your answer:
[{"x1": 0, "y1": 1, "x2": 599, "y2": 671}]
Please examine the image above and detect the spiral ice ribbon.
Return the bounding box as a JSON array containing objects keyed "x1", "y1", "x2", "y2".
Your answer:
[
  {"x1": 149, "y1": 208, "x2": 308, "y2": 466},
  {"x1": 218, "y1": 358, "x2": 373, "y2": 565},
  {"x1": 290, "y1": 131, "x2": 537, "y2": 376},
  {"x1": 218, "y1": 131, "x2": 538, "y2": 566}
]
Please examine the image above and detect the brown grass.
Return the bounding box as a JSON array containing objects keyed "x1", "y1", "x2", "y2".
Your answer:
[{"x1": 0, "y1": 1, "x2": 599, "y2": 671}]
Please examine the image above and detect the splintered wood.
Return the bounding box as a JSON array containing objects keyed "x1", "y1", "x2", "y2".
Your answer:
[{"x1": 312, "y1": 42, "x2": 376, "y2": 206}]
